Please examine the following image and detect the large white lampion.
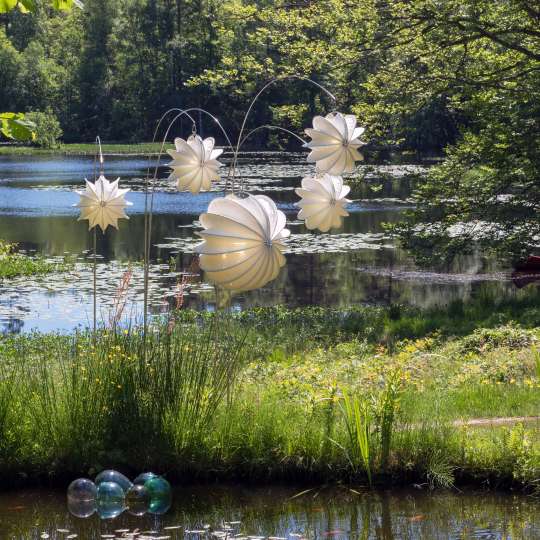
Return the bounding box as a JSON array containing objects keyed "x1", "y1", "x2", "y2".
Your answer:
[
  {"x1": 296, "y1": 174, "x2": 351, "y2": 232},
  {"x1": 76, "y1": 175, "x2": 131, "y2": 232},
  {"x1": 195, "y1": 194, "x2": 290, "y2": 291},
  {"x1": 305, "y1": 112, "x2": 365, "y2": 175},
  {"x1": 167, "y1": 135, "x2": 223, "y2": 193}
]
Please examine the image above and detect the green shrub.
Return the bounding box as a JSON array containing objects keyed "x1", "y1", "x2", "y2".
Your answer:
[
  {"x1": 25, "y1": 108, "x2": 63, "y2": 148},
  {"x1": 458, "y1": 325, "x2": 537, "y2": 354}
]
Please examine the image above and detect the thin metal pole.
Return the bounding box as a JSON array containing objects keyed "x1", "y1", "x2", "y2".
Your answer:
[
  {"x1": 93, "y1": 227, "x2": 97, "y2": 337},
  {"x1": 143, "y1": 107, "x2": 233, "y2": 339}
]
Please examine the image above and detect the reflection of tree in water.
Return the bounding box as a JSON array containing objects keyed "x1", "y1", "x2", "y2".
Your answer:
[
  {"x1": 1, "y1": 317, "x2": 24, "y2": 334},
  {"x1": 0, "y1": 484, "x2": 539, "y2": 537}
]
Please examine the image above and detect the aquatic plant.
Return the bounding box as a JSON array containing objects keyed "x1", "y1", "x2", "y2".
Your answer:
[
  {"x1": 0, "y1": 240, "x2": 73, "y2": 279},
  {"x1": 18, "y1": 316, "x2": 248, "y2": 469}
]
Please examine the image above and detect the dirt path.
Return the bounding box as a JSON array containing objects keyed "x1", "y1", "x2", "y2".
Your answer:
[{"x1": 453, "y1": 416, "x2": 540, "y2": 427}]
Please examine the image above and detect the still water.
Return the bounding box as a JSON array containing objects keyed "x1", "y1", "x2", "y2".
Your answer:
[
  {"x1": 0, "y1": 485, "x2": 539, "y2": 539},
  {"x1": 0, "y1": 153, "x2": 529, "y2": 334}
]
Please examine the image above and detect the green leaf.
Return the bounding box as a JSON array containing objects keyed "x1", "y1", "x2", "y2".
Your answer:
[
  {"x1": 18, "y1": 0, "x2": 37, "y2": 12},
  {"x1": 0, "y1": 0, "x2": 18, "y2": 14},
  {"x1": 51, "y1": 0, "x2": 74, "y2": 10},
  {"x1": 0, "y1": 112, "x2": 37, "y2": 141}
]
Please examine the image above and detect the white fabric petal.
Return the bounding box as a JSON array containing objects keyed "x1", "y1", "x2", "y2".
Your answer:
[
  {"x1": 196, "y1": 194, "x2": 290, "y2": 291},
  {"x1": 75, "y1": 175, "x2": 130, "y2": 232},
  {"x1": 168, "y1": 134, "x2": 223, "y2": 193},
  {"x1": 305, "y1": 112, "x2": 366, "y2": 175},
  {"x1": 295, "y1": 174, "x2": 351, "y2": 232}
]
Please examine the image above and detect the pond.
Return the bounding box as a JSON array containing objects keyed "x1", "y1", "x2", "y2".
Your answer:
[
  {"x1": 0, "y1": 153, "x2": 525, "y2": 334},
  {"x1": 0, "y1": 485, "x2": 539, "y2": 539}
]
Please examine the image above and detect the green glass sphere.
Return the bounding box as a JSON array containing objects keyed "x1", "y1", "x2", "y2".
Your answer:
[{"x1": 144, "y1": 476, "x2": 172, "y2": 515}]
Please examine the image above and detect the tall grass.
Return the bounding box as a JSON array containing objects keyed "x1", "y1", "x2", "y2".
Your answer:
[
  {"x1": 16, "y1": 317, "x2": 248, "y2": 472},
  {"x1": 341, "y1": 391, "x2": 373, "y2": 486}
]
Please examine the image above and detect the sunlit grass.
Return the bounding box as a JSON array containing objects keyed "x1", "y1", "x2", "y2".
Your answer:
[{"x1": 1, "y1": 142, "x2": 185, "y2": 155}]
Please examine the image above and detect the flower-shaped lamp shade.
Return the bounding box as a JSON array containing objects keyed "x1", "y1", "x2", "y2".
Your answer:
[
  {"x1": 167, "y1": 135, "x2": 223, "y2": 194},
  {"x1": 305, "y1": 112, "x2": 365, "y2": 175},
  {"x1": 195, "y1": 194, "x2": 290, "y2": 291},
  {"x1": 76, "y1": 175, "x2": 132, "y2": 232},
  {"x1": 295, "y1": 174, "x2": 351, "y2": 232}
]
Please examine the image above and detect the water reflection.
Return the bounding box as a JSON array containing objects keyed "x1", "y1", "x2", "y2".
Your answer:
[
  {"x1": 0, "y1": 486, "x2": 538, "y2": 539},
  {"x1": 0, "y1": 154, "x2": 535, "y2": 334}
]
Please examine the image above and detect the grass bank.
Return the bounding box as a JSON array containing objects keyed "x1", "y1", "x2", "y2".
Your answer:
[
  {"x1": 0, "y1": 143, "x2": 166, "y2": 156},
  {"x1": 0, "y1": 297, "x2": 539, "y2": 492},
  {"x1": 0, "y1": 240, "x2": 73, "y2": 279}
]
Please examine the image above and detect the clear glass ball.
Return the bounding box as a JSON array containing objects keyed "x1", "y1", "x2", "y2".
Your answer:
[
  {"x1": 95, "y1": 470, "x2": 132, "y2": 493},
  {"x1": 145, "y1": 476, "x2": 172, "y2": 515},
  {"x1": 67, "y1": 478, "x2": 97, "y2": 518},
  {"x1": 126, "y1": 483, "x2": 151, "y2": 516},
  {"x1": 96, "y1": 481, "x2": 126, "y2": 519}
]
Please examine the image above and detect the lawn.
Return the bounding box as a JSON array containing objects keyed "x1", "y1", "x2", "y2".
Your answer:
[{"x1": 0, "y1": 142, "x2": 233, "y2": 156}]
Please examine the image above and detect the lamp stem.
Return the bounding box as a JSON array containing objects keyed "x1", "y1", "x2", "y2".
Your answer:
[{"x1": 93, "y1": 227, "x2": 97, "y2": 337}]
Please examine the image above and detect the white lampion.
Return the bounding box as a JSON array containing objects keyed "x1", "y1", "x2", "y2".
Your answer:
[
  {"x1": 305, "y1": 112, "x2": 365, "y2": 175},
  {"x1": 295, "y1": 174, "x2": 351, "y2": 232},
  {"x1": 167, "y1": 135, "x2": 223, "y2": 193},
  {"x1": 76, "y1": 175, "x2": 131, "y2": 232},
  {"x1": 195, "y1": 194, "x2": 290, "y2": 291}
]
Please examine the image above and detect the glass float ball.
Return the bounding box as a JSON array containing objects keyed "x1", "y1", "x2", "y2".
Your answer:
[
  {"x1": 96, "y1": 481, "x2": 126, "y2": 519},
  {"x1": 126, "y1": 483, "x2": 151, "y2": 516},
  {"x1": 133, "y1": 472, "x2": 158, "y2": 485},
  {"x1": 145, "y1": 476, "x2": 172, "y2": 515},
  {"x1": 67, "y1": 478, "x2": 97, "y2": 518},
  {"x1": 95, "y1": 470, "x2": 132, "y2": 493}
]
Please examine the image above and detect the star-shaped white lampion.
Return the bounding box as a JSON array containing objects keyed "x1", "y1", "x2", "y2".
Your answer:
[
  {"x1": 76, "y1": 175, "x2": 132, "y2": 232},
  {"x1": 167, "y1": 135, "x2": 224, "y2": 194},
  {"x1": 195, "y1": 194, "x2": 290, "y2": 291},
  {"x1": 305, "y1": 112, "x2": 365, "y2": 175},
  {"x1": 296, "y1": 174, "x2": 351, "y2": 232}
]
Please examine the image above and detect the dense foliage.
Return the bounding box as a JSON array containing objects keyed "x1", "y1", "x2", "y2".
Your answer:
[{"x1": 0, "y1": 0, "x2": 538, "y2": 260}]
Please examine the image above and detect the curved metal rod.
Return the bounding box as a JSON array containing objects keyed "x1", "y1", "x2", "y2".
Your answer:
[
  {"x1": 182, "y1": 107, "x2": 235, "y2": 151},
  {"x1": 143, "y1": 108, "x2": 196, "y2": 338},
  {"x1": 93, "y1": 135, "x2": 104, "y2": 180},
  {"x1": 231, "y1": 75, "x2": 337, "y2": 186},
  {"x1": 91, "y1": 135, "x2": 104, "y2": 338},
  {"x1": 143, "y1": 108, "x2": 197, "y2": 337},
  {"x1": 181, "y1": 107, "x2": 236, "y2": 193},
  {"x1": 238, "y1": 125, "x2": 307, "y2": 150}
]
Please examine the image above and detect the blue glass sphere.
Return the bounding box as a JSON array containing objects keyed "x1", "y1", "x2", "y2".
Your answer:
[
  {"x1": 96, "y1": 481, "x2": 126, "y2": 519},
  {"x1": 126, "y1": 483, "x2": 151, "y2": 516},
  {"x1": 144, "y1": 476, "x2": 172, "y2": 515},
  {"x1": 95, "y1": 470, "x2": 132, "y2": 493},
  {"x1": 133, "y1": 472, "x2": 157, "y2": 485},
  {"x1": 67, "y1": 478, "x2": 97, "y2": 518}
]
